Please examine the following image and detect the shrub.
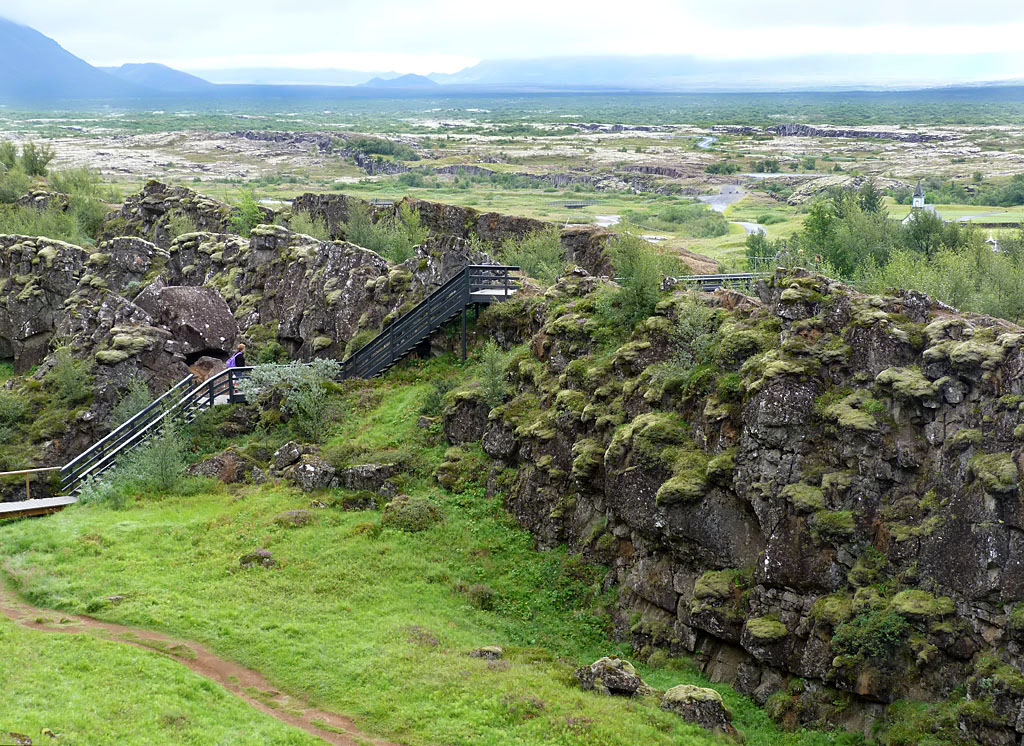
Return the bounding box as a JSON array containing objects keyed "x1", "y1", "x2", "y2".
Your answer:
[
  {"x1": 287, "y1": 211, "x2": 330, "y2": 241},
  {"x1": 46, "y1": 346, "x2": 92, "y2": 404},
  {"x1": 342, "y1": 200, "x2": 427, "y2": 263},
  {"x1": 19, "y1": 141, "x2": 56, "y2": 176},
  {"x1": 167, "y1": 211, "x2": 198, "y2": 238},
  {"x1": 230, "y1": 188, "x2": 263, "y2": 237},
  {"x1": 478, "y1": 341, "x2": 509, "y2": 407},
  {"x1": 107, "y1": 373, "x2": 152, "y2": 428},
  {"x1": 82, "y1": 419, "x2": 191, "y2": 507},
  {"x1": 602, "y1": 231, "x2": 678, "y2": 329},
  {"x1": 420, "y1": 377, "x2": 454, "y2": 416},
  {"x1": 0, "y1": 166, "x2": 31, "y2": 204},
  {"x1": 498, "y1": 227, "x2": 564, "y2": 285},
  {"x1": 0, "y1": 141, "x2": 16, "y2": 170},
  {"x1": 236, "y1": 359, "x2": 341, "y2": 442},
  {"x1": 831, "y1": 609, "x2": 909, "y2": 659}
]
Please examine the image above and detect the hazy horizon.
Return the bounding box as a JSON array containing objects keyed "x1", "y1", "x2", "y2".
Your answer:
[{"x1": 2, "y1": 0, "x2": 1024, "y2": 88}]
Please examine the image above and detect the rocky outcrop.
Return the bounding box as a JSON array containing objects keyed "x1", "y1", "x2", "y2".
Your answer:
[
  {"x1": 16, "y1": 190, "x2": 69, "y2": 212},
  {"x1": 337, "y1": 463, "x2": 399, "y2": 492},
  {"x1": 662, "y1": 685, "x2": 738, "y2": 739},
  {"x1": 574, "y1": 657, "x2": 648, "y2": 697},
  {"x1": 0, "y1": 235, "x2": 89, "y2": 372},
  {"x1": 446, "y1": 268, "x2": 1024, "y2": 741},
  {"x1": 786, "y1": 175, "x2": 910, "y2": 206},
  {"x1": 769, "y1": 123, "x2": 955, "y2": 143},
  {"x1": 103, "y1": 180, "x2": 272, "y2": 248}
]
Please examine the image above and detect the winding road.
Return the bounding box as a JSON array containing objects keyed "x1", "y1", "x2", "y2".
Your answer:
[{"x1": 697, "y1": 184, "x2": 764, "y2": 235}]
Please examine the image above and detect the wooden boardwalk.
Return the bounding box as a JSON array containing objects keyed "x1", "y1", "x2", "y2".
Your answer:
[{"x1": 0, "y1": 495, "x2": 77, "y2": 519}]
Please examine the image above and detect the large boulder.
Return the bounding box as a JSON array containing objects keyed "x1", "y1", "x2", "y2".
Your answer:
[
  {"x1": 187, "y1": 448, "x2": 258, "y2": 484},
  {"x1": 338, "y1": 463, "x2": 399, "y2": 491},
  {"x1": 574, "y1": 657, "x2": 647, "y2": 697},
  {"x1": 134, "y1": 284, "x2": 239, "y2": 358},
  {"x1": 288, "y1": 455, "x2": 337, "y2": 492},
  {"x1": 443, "y1": 390, "x2": 490, "y2": 445},
  {"x1": 662, "y1": 685, "x2": 739, "y2": 739}
]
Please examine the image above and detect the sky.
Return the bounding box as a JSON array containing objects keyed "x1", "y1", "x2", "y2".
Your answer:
[{"x1": 4, "y1": 0, "x2": 1024, "y2": 74}]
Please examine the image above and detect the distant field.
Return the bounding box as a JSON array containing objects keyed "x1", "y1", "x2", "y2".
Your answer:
[{"x1": 887, "y1": 200, "x2": 1024, "y2": 224}]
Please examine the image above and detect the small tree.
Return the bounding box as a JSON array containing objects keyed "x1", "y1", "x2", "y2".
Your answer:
[
  {"x1": 479, "y1": 342, "x2": 508, "y2": 407},
  {"x1": 230, "y1": 188, "x2": 264, "y2": 238},
  {"x1": 498, "y1": 227, "x2": 565, "y2": 286},
  {"x1": 20, "y1": 142, "x2": 56, "y2": 176},
  {"x1": 606, "y1": 232, "x2": 675, "y2": 328},
  {"x1": 108, "y1": 373, "x2": 152, "y2": 428}
]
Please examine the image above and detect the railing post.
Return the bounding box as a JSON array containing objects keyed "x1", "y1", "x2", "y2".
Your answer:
[{"x1": 461, "y1": 306, "x2": 467, "y2": 361}]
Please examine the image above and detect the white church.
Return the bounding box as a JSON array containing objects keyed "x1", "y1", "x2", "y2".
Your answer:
[{"x1": 902, "y1": 180, "x2": 943, "y2": 224}]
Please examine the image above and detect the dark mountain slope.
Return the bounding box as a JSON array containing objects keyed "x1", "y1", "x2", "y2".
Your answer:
[
  {"x1": 100, "y1": 62, "x2": 213, "y2": 93},
  {"x1": 0, "y1": 17, "x2": 149, "y2": 101}
]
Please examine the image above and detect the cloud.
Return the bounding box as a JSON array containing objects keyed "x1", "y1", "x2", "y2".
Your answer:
[{"x1": 3, "y1": 0, "x2": 1024, "y2": 72}]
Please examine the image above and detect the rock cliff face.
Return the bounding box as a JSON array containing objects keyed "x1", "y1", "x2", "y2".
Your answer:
[
  {"x1": 449, "y1": 269, "x2": 1024, "y2": 742},
  {"x1": 104, "y1": 180, "x2": 273, "y2": 248}
]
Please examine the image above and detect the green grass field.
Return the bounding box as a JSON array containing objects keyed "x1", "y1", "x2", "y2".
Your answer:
[
  {"x1": 0, "y1": 612, "x2": 323, "y2": 745},
  {"x1": 0, "y1": 360, "x2": 861, "y2": 746}
]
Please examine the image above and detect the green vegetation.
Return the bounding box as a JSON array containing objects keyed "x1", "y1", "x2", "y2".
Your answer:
[
  {"x1": 236, "y1": 359, "x2": 342, "y2": 442},
  {"x1": 498, "y1": 227, "x2": 565, "y2": 285},
  {"x1": 601, "y1": 231, "x2": 681, "y2": 329},
  {"x1": 107, "y1": 373, "x2": 152, "y2": 428},
  {"x1": 0, "y1": 357, "x2": 859, "y2": 746},
  {"x1": 342, "y1": 200, "x2": 428, "y2": 263},
  {"x1": 0, "y1": 614, "x2": 324, "y2": 745},
  {"x1": 230, "y1": 187, "x2": 264, "y2": 237},
  {"x1": 622, "y1": 202, "x2": 728, "y2": 238}
]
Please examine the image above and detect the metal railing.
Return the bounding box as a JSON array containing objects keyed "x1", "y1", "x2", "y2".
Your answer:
[
  {"x1": 59, "y1": 367, "x2": 252, "y2": 494},
  {"x1": 0, "y1": 466, "x2": 62, "y2": 501},
  {"x1": 671, "y1": 272, "x2": 766, "y2": 291},
  {"x1": 340, "y1": 264, "x2": 519, "y2": 379},
  {"x1": 27, "y1": 264, "x2": 521, "y2": 501}
]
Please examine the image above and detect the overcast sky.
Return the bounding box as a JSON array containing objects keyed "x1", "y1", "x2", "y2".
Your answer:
[{"x1": 5, "y1": 0, "x2": 1024, "y2": 73}]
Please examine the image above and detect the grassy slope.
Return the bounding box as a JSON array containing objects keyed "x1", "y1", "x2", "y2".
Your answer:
[
  {"x1": 0, "y1": 615, "x2": 322, "y2": 745},
  {"x1": 0, "y1": 360, "x2": 858, "y2": 746}
]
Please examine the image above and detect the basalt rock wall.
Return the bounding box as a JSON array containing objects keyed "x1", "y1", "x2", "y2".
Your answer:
[{"x1": 450, "y1": 269, "x2": 1024, "y2": 743}]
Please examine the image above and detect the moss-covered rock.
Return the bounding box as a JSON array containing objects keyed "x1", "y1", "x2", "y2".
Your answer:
[
  {"x1": 891, "y1": 590, "x2": 955, "y2": 619},
  {"x1": 969, "y1": 452, "x2": 1018, "y2": 495},
  {"x1": 781, "y1": 483, "x2": 825, "y2": 513},
  {"x1": 381, "y1": 494, "x2": 444, "y2": 532},
  {"x1": 745, "y1": 616, "x2": 788, "y2": 641}
]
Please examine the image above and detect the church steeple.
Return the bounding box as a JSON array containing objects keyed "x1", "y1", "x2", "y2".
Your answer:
[{"x1": 912, "y1": 179, "x2": 925, "y2": 209}]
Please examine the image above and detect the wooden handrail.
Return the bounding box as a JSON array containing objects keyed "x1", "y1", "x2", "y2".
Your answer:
[
  {"x1": 0, "y1": 467, "x2": 62, "y2": 477},
  {"x1": 0, "y1": 466, "x2": 61, "y2": 502}
]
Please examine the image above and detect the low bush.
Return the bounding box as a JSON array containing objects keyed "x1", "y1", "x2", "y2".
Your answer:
[
  {"x1": 498, "y1": 227, "x2": 564, "y2": 286},
  {"x1": 236, "y1": 359, "x2": 341, "y2": 442}
]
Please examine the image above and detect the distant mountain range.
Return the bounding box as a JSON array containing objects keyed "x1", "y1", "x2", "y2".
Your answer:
[
  {"x1": 0, "y1": 17, "x2": 145, "y2": 100},
  {"x1": 360, "y1": 73, "x2": 439, "y2": 89},
  {"x1": 100, "y1": 63, "x2": 213, "y2": 93},
  {"x1": 1, "y1": 15, "x2": 1023, "y2": 104},
  {"x1": 428, "y1": 54, "x2": 1024, "y2": 91}
]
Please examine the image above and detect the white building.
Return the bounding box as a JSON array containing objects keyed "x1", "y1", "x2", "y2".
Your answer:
[{"x1": 903, "y1": 179, "x2": 942, "y2": 224}]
